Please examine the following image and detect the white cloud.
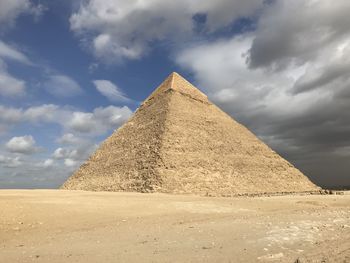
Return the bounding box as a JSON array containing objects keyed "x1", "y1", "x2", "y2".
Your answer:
[
  {"x1": 88, "y1": 62, "x2": 99, "y2": 73},
  {"x1": 5, "y1": 135, "x2": 38, "y2": 154},
  {"x1": 0, "y1": 104, "x2": 66, "y2": 126},
  {"x1": 52, "y1": 143, "x2": 98, "y2": 168},
  {"x1": 36, "y1": 158, "x2": 54, "y2": 168},
  {"x1": 23, "y1": 104, "x2": 61, "y2": 122},
  {"x1": 176, "y1": 35, "x2": 311, "y2": 118},
  {"x1": 0, "y1": 155, "x2": 22, "y2": 168},
  {"x1": 44, "y1": 75, "x2": 83, "y2": 97},
  {"x1": 0, "y1": 138, "x2": 98, "y2": 187},
  {"x1": 0, "y1": 105, "x2": 23, "y2": 134},
  {"x1": 94, "y1": 105, "x2": 132, "y2": 127},
  {"x1": 52, "y1": 147, "x2": 68, "y2": 159},
  {"x1": 70, "y1": 0, "x2": 263, "y2": 62},
  {"x1": 0, "y1": 61, "x2": 26, "y2": 97},
  {"x1": 0, "y1": 0, "x2": 45, "y2": 29},
  {"x1": 0, "y1": 0, "x2": 31, "y2": 27},
  {"x1": 43, "y1": 158, "x2": 54, "y2": 167},
  {"x1": 93, "y1": 79, "x2": 131, "y2": 103},
  {"x1": 64, "y1": 158, "x2": 78, "y2": 168},
  {"x1": 67, "y1": 105, "x2": 132, "y2": 134},
  {"x1": 53, "y1": 143, "x2": 97, "y2": 160},
  {"x1": 68, "y1": 112, "x2": 95, "y2": 133},
  {"x1": 52, "y1": 147, "x2": 77, "y2": 160},
  {"x1": 0, "y1": 104, "x2": 133, "y2": 136},
  {"x1": 0, "y1": 41, "x2": 32, "y2": 98},
  {"x1": 0, "y1": 41, "x2": 31, "y2": 64},
  {"x1": 0, "y1": 37, "x2": 45, "y2": 100},
  {"x1": 57, "y1": 133, "x2": 81, "y2": 145},
  {"x1": 0, "y1": 105, "x2": 22, "y2": 123}
]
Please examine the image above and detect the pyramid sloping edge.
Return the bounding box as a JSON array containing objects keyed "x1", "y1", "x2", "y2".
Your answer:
[{"x1": 61, "y1": 83, "x2": 171, "y2": 192}]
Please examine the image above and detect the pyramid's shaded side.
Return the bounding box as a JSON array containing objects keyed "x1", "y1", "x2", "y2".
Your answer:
[{"x1": 62, "y1": 72, "x2": 320, "y2": 195}]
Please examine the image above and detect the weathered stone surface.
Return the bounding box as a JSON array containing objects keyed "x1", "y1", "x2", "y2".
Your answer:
[{"x1": 62, "y1": 72, "x2": 319, "y2": 195}]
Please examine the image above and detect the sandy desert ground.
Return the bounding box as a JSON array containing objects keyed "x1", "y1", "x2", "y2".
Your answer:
[{"x1": 0, "y1": 190, "x2": 349, "y2": 263}]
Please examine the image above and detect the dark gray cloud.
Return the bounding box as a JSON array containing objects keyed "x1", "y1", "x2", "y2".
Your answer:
[
  {"x1": 292, "y1": 61, "x2": 350, "y2": 95},
  {"x1": 177, "y1": 0, "x2": 350, "y2": 188},
  {"x1": 248, "y1": 0, "x2": 350, "y2": 70}
]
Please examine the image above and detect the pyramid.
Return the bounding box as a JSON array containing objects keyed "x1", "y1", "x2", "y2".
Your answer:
[{"x1": 62, "y1": 72, "x2": 320, "y2": 196}]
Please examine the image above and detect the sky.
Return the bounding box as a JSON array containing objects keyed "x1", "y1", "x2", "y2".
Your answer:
[{"x1": 0, "y1": 0, "x2": 349, "y2": 189}]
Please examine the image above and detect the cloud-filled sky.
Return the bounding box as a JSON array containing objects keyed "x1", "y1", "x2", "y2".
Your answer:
[{"x1": 0, "y1": 0, "x2": 349, "y2": 188}]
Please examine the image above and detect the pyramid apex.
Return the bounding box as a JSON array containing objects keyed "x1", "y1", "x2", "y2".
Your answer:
[
  {"x1": 168, "y1": 72, "x2": 186, "y2": 88},
  {"x1": 143, "y1": 72, "x2": 209, "y2": 105},
  {"x1": 169, "y1": 71, "x2": 181, "y2": 78}
]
